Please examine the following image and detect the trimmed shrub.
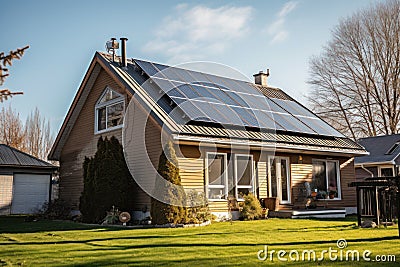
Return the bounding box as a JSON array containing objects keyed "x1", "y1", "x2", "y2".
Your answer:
[
  {"x1": 151, "y1": 141, "x2": 187, "y2": 225},
  {"x1": 240, "y1": 193, "x2": 263, "y2": 220},
  {"x1": 186, "y1": 190, "x2": 211, "y2": 224},
  {"x1": 80, "y1": 136, "x2": 137, "y2": 223}
]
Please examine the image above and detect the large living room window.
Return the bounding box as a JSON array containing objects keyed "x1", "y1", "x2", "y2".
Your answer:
[
  {"x1": 205, "y1": 153, "x2": 254, "y2": 201},
  {"x1": 234, "y1": 154, "x2": 254, "y2": 200},
  {"x1": 312, "y1": 159, "x2": 341, "y2": 199},
  {"x1": 205, "y1": 153, "x2": 228, "y2": 200},
  {"x1": 95, "y1": 87, "x2": 124, "y2": 133}
]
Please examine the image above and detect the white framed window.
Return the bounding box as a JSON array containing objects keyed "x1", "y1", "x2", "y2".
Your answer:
[
  {"x1": 268, "y1": 156, "x2": 291, "y2": 204},
  {"x1": 234, "y1": 154, "x2": 254, "y2": 200},
  {"x1": 378, "y1": 166, "x2": 394, "y2": 177},
  {"x1": 205, "y1": 152, "x2": 228, "y2": 200},
  {"x1": 95, "y1": 87, "x2": 125, "y2": 134},
  {"x1": 312, "y1": 159, "x2": 341, "y2": 200}
]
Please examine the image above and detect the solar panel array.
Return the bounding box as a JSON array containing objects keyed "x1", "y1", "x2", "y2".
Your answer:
[{"x1": 133, "y1": 59, "x2": 343, "y2": 137}]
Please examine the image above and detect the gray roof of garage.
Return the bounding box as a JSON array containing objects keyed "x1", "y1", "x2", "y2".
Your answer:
[{"x1": 0, "y1": 144, "x2": 56, "y2": 169}]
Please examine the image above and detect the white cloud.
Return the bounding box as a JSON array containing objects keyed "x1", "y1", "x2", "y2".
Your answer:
[
  {"x1": 143, "y1": 4, "x2": 253, "y2": 63},
  {"x1": 267, "y1": 1, "x2": 298, "y2": 44},
  {"x1": 278, "y1": 1, "x2": 298, "y2": 17}
]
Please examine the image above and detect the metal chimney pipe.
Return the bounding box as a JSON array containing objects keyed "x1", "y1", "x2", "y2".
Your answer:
[{"x1": 120, "y1": 37, "x2": 128, "y2": 68}]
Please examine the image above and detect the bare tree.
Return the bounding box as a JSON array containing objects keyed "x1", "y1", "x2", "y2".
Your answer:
[
  {"x1": 0, "y1": 106, "x2": 26, "y2": 151},
  {"x1": 0, "y1": 45, "x2": 29, "y2": 102},
  {"x1": 24, "y1": 108, "x2": 54, "y2": 160},
  {"x1": 308, "y1": 0, "x2": 400, "y2": 140},
  {"x1": 0, "y1": 105, "x2": 54, "y2": 161}
]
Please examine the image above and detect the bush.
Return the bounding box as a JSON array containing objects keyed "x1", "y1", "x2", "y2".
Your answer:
[
  {"x1": 151, "y1": 141, "x2": 187, "y2": 225},
  {"x1": 102, "y1": 206, "x2": 121, "y2": 225},
  {"x1": 186, "y1": 190, "x2": 211, "y2": 224},
  {"x1": 80, "y1": 136, "x2": 137, "y2": 223},
  {"x1": 240, "y1": 193, "x2": 263, "y2": 220},
  {"x1": 40, "y1": 199, "x2": 72, "y2": 220}
]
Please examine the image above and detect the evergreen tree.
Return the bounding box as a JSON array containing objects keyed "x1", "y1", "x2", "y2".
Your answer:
[
  {"x1": 80, "y1": 136, "x2": 136, "y2": 223},
  {"x1": 151, "y1": 141, "x2": 187, "y2": 224}
]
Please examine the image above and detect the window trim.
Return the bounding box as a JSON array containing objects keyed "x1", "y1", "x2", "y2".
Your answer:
[
  {"x1": 205, "y1": 152, "x2": 228, "y2": 201},
  {"x1": 378, "y1": 165, "x2": 395, "y2": 177},
  {"x1": 312, "y1": 159, "x2": 342, "y2": 200},
  {"x1": 95, "y1": 87, "x2": 125, "y2": 134},
  {"x1": 234, "y1": 154, "x2": 255, "y2": 201}
]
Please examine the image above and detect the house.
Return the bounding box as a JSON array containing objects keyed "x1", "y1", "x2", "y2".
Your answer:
[
  {"x1": 355, "y1": 134, "x2": 400, "y2": 179},
  {"x1": 0, "y1": 144, "x2": 57, "y2": 215},
  {"x1": 49, "y1": 38, "x2": 367, "y2": 220}
]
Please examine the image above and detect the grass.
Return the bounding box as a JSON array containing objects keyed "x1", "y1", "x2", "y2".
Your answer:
[{"x1": 0, "y1": 216, "x2": 398, "y2": 266}]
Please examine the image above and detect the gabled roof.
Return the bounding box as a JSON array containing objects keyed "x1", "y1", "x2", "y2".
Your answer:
[
  {"x1": 355, "y1": 134, "x2": 400, "y2": 165},
  {"x1": 49, "y1": 52, "x2": 367, "y2": 160},
  {"x1": 0, "y1": 144, "x2": 56, "y2": 169}
]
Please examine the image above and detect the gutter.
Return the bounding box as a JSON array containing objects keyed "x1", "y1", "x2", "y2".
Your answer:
[
  {"x1": 360, "y1": 164, "x2": 374, "y2": 177},
  {"x1": 354, "y1": 160, "x2": 396, "y2": 166}
]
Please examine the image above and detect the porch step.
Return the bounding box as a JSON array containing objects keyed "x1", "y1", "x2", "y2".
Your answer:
[{"x1": 269, "y1": 208, "x2": 346, "y2": 219}]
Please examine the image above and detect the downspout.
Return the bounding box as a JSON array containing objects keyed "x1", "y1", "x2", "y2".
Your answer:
[{"x1": 361, "y1": 164, "x2": 374, "y2": 177}]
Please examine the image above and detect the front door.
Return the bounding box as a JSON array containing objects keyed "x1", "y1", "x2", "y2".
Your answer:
[{"x1": 268, "y1": 157, "x2": 291, "y2": 204}]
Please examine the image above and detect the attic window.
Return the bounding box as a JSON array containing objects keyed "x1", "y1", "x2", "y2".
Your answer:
[
  {"x1": 385, "y1": 142, "x2": 400, "y2": 155},
  {"x1": 95, "y1": 87, "x2": 124, "y2": 133}
]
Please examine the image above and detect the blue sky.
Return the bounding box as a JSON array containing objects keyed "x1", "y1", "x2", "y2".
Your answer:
[{"x1": 2, "y1": 0, "x2": 380, "y2": 134}]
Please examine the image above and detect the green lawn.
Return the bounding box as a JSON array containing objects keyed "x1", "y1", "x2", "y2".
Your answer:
[{"x1": 0, "y1": 216, "x2": 398, "y2": 266}]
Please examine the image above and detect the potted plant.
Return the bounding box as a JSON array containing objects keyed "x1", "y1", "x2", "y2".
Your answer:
[
  {"x1": 311, "y1": 189, "x2": 318, "y2": 197},
  {"x1": 316, "y1": 190, "x2": 327, "y2": 199},
  {"x1": 329, "y1": 190, "x2": 337, "y2": 199}
]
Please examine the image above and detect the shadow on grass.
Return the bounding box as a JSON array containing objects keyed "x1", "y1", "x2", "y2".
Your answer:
[
  {"x1": 0, "y1": 216, "x2": 101, "y2": 234},
  {"x1": 1, "y1": 234, "x2": 398, "y2": 248}
]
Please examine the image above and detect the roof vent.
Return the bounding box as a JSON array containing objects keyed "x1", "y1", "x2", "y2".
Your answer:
[
  {"x1": 105, "y1": 38, "x2": 119, "y2": 62},
  {"x1": 253, "y1": 69, "x2": 270, "y2": 86}
]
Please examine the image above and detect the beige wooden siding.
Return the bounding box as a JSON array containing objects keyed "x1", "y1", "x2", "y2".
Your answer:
[
  {"x1": 0, "y1": 175, "x2": 13, "y2": 215},
  {"x1": 291, "y1": 163, "x2": 313, "y2": 207},
  {"x1": 123, "y1": 98, "x2": 162, "y2": 210},
  {"x1": 257, "y1": 161, "x2": 268, "y2": 198},
  {"x1": 178, "y1": 157, "x2": 204, "y2": 190},
  {"x1": 209, "y1": 201, "x2": 229, "y2": 213},
  {"x1": 338, "y1": 158, "x2": 356, "y2": 207},
  {"x1": 59, "y1": 68, "x2": 161, "y2": 211}
]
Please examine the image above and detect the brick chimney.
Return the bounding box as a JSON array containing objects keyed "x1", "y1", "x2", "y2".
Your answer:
[{"x1": 253, "y1": 69, "x2": 270, "y2": 86}]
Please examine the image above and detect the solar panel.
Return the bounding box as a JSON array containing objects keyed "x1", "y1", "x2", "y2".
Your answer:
[
  {"x1": 271, "y1": 98, "x2": 316, "y2": 117},
  {"x1": 134, "y1": 59, "x2": 344, "y2": 137}
]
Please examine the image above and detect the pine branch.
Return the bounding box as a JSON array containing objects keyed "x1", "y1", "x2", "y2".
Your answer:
[
  {"x1": 0, "y1": 89, "x2": 24, "y2": 102},
  {"x1": 0, "y1": 45, "x2": 29, "y2": 86}
]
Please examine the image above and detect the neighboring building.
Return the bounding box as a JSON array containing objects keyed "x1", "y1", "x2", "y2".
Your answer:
[
  {"x1": 0, "y1": 144, "x2": 57, "y2": 215},
  {"x1": 355, "y1": 134, "x2": 400, "y2": 179},
  {"x1": 49, "y1": 40, "x2": 367, "y2": 219}
]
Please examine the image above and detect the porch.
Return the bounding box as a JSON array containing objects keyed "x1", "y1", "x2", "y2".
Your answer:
[
  {"x1": 268, "y1": 208, "x2": 346, "y2": 219},
  {"x1": 260, "y1": 197, "x2": 347, "y2": 219}
]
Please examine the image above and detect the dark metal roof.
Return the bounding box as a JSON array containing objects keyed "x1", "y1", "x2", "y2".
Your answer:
[
  {"x1": 0, "y1": 144, "x2": 56, "y2": 169},
  {"x1": 176, "y1": 124, "x2": 366, "y2": 154},
  {"x1": 355, "y1": 134, "x2": 400, "y2": 165}
]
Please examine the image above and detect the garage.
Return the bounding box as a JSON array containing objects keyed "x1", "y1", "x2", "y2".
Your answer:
[
  {"x1": 11, "y1": 174, "x2": 51, "y2": 214},
  {"x1": 0, "y1": 144, "x2": 57, "y2": 215}
]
